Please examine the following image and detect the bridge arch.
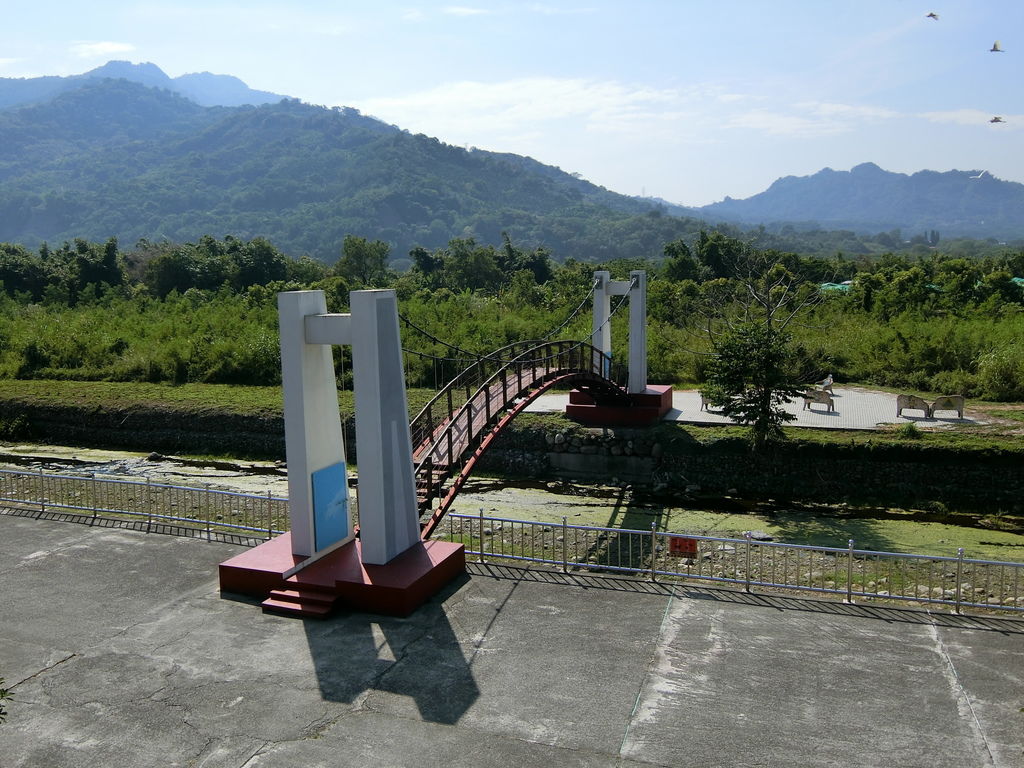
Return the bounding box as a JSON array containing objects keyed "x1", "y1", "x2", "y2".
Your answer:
[{"x1": 412, "y1": 339, "x2": 627, "y2": 538}]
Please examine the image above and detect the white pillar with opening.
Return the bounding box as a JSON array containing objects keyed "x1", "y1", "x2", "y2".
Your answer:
[
  {"x1": 277, "y1": 289, "x2": 420, "y2": 567},
  {"x1": 592, "y1": 269, "x2": 647, "y2": 391}
]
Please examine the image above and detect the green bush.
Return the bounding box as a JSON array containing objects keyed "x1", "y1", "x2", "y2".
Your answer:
[
  {"x1": 929, "y1": 369, "x2": 978, "y2": 397},
  {"x1": 977, "y1": 346, "x2": 1024, "y2": 401}
]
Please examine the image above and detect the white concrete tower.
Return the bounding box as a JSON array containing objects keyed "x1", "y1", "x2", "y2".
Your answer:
[{"x1": 277, "y1": 289, "x2": 419, "y2": 566}]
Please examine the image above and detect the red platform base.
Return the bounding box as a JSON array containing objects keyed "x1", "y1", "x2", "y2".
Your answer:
[
  {"x1": 565, "y1": 384, "x2": 674, "y2": 426},
  {"x1": 219, "y1": 533, "x2": 466, "y2": 618}
]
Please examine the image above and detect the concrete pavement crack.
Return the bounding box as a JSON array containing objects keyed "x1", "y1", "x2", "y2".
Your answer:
[
  {"x1": 237, "y1": 741, "x2": 270, "y2": 767},
  {"x1": 12, "y1": 653, "x2": 77, "y2": 689},
  {"x1": 618, "y1": 589, "x2": 675, "y2": 760},
  {"x1": 927, "y1": 616, "x2": 997, "y2": 766}
]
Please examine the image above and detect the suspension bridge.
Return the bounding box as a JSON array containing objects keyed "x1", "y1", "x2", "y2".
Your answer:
[{"x1": 220, "y1": 270, "x2": 672, "y2": 617}]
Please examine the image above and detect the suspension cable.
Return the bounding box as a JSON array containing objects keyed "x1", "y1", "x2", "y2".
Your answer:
[
  {"x1": 400, "y1": 275, "x2": 636, "y2": 385},
  {"x1": 398, "y1": 277, "x2": 602, "y2": 365},
  {"x1": 538, "y1": 277, "x2": 600, "y2": 341}
]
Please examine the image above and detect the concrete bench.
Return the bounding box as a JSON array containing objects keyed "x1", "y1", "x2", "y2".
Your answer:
[
  {"x1": 896, "y1": 394, "x2": 932, "y2": 418},
  {"x1": 931, "y1": 395, "x2": 965, "y2": 419}
]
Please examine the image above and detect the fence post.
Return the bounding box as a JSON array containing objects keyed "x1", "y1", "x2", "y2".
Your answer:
[
  {"x1": 266, "y1": 490, "x2": 273, "y2": 541},
  {"x1": 478, "y1": 507, "x2": 485, "y2": 564},
  {"x1": 846, "y1": 539, "x2": 855, "y2": 604},
  {"x1": 146, "y1": 477, "x2": 153, "y2": 533},
  {"x1": 650, "y1": 522, "x2": 657, "y2": 582},
  {"x1": 205, "y1": 483, "x2": 212, "y2": 542},
  {"x1": 38, "y1": 467, "x2": 45, "y2": 515},
  {"x1": 954, "y1": 547, "x2": 964, "y2": 615},
  {"x1": 744, "y1": 531, "x2": 752, "y2": 592},
  {"x1": 562, "y1": 516, "x2": 568, "y2": 573},
  {"x1": 90, "y1": 473, "x2": 98, "y2": 525}
]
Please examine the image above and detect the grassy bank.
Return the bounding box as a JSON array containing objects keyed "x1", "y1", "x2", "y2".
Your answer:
[{"x1": 2, "y1": 379, "x2": 1023, "y2": 456}]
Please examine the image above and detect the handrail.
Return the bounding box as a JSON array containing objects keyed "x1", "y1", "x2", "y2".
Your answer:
[
  {"x1": 408, "y1": 339, "x2": 545, "y2": 450},
  {"x1": 413, "y1": 339, "x2": 624, "y2": 537}
]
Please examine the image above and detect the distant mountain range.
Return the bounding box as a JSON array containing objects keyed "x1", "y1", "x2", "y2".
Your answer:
[
  {"x1": 699, "y1": 162, "x2": 1024, "y2": 241},
  {"x1": 0, "y1": 60, "x2": 284, "y2": 109},
  {"x1": 0, "y1": 61, "x2": 1021, "y2": 262}
]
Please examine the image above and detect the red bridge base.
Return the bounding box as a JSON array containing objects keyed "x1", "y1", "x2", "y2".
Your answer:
[
  {"x1": 565, "y1": 384, "x2": 674, "y2": 427},
  {"x1": 219, "y1": 533, "x2": 465, "y2": 618}
]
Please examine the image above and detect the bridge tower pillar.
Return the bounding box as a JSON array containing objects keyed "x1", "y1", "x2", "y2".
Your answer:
[
  {"x1": 567, "y1": 270, "x2": 672, "y2": 426},
  {"x1": 592, "y1": 270, "x2": 647, "y2": 390},
  {"x1": 627, "y1": 270, "x2": 647, "y2": 394},
  {"x1": 592, "y1": 270, "x2": 613, "y2": 377},
  {"x1": 219, "y1": 289, "x2": 465, "y2": 617}
]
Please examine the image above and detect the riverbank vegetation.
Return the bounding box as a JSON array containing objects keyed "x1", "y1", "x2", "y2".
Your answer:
[{"x1": 2, "y1": 231, "x2": 1024, "y2": 400}]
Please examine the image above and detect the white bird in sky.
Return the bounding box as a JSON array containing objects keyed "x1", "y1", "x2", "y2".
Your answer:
[
  {"x1": 970, "y1": 170, "x2": 987, "y2": 179},
  {"x1": 991, "y1": 40, "x2": 1004, "y2": 52}
]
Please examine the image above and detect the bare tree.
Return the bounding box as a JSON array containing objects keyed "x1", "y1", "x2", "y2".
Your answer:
[{"x1": 699, "y1": 246, "x2": 823, "y2": 449}]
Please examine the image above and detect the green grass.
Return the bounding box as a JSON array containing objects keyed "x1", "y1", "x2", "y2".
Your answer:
[{"x1": 0, "y1": 379, "x2": 440, "y2": 421}]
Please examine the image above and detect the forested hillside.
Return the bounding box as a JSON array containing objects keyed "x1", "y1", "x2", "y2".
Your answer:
[{"x1": 0, "y1": 77, "x2": 716, "y2": 263}]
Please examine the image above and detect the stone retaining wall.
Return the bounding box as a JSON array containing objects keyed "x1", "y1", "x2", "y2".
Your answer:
[
  {"x1": 480, "y1": 422, "x2": 1024, "y2": 511},
  {"x1": 6, "y1": 399, "x2": 1023, "y2": 510}
]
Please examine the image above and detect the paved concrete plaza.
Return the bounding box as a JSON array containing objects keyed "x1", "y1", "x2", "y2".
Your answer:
[
  {"x1": 2, "y1": 512, "x2": 1022, "y2": 767},
  {"x1": 526, "y1": 386, "x2": 982, "y2": 431}
]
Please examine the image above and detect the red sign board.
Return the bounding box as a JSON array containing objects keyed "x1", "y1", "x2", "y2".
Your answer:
[{"x1": 669, "y1": 537, "x2": 698, "y2": 558}]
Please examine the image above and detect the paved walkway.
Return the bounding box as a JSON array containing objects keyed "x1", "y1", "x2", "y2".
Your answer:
[
  {"x1": 2, "y1": 512, "x2": 1022, "y2": 767},
  {"x1": 526, "y1": 387, "x2": 981, "y2": 431}
]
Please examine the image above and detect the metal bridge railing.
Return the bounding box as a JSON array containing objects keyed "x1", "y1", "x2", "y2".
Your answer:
[
  {"x1": 441, "y1": 512, "x2": 1024, "y2": 615},
  {"x1": 411, "y1": 339, "x2": 617, "y2": 529},
  {"x1": 0, "y1": 468, "x2": 290, "y2": 543}
]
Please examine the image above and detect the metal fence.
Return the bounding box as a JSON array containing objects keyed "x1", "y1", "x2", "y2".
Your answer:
[
  {"x1": 3, "y1": 466, "x2": 1022, "y2": 615},
  {"x1": 0, "y1": 467, "x2": 289, "y2": 543},
  {"x1": 441, "y1": 512, "x2": 1024, "y2": 615}
]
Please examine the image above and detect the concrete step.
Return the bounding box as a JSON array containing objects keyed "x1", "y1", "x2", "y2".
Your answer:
[
  {"x1": 261, "y1": 588, "x2": 337, "y2": 619},
  {"x1": 269, "y1": 588, "x2": 336, "y2": 606}
]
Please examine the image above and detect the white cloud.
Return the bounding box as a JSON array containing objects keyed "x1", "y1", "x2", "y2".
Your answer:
[
  {"x1": 728, "y1": 109, "x2": 834, "y2": 138},
  {"x1": 920, "y1": 109, "x2": 1021, "y2": 128},
  {"x1": 442, "y1": 6, "x2": 489, "y2": 16},
  {"x1": 358, "y1": 77, "x2": 683, "y2": 134},
  {"x1": 527, "y1": 3, "x2": 595, "y2": 15},
  {"x1": 0, "y1": 58, "x2": 22, "y2": 68},
  {"x1": 727, "y1": 100, "x2": 900, "y2": 138},
  {"x1": 70, "y1": 41, "x2": 136, "y2": 58},
  {"x1": 799, "y1": 101, "x2": 898, "y2": 121}
]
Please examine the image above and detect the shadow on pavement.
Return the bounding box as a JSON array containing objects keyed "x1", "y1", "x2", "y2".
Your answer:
[{"x1": 301, "y1": 573, "x2": 480, "y2": 725}]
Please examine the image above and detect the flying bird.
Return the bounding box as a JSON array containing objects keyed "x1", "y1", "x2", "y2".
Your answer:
[
  {"x1": 990, "y1": 116, "x2": 1006, "y2": 123},
  {"x1": 926, "y1": 12, "x2": 938, "y2": 20},
  {"x1": 991, "y1": 40, "x2": 1004, "y2": 52},
  {"x1": 970, "y1": 170, "x2": 987, "y2": 179}
]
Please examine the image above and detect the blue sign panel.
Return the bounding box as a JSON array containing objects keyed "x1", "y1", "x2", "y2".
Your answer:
[{"x1": 311, "y1": 461, "x2": 350, "y2": 552}]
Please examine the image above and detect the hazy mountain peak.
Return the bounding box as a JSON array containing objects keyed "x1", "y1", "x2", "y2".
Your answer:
[
  {"x1": 0, "y1": 60, "x2": 287, "y2": 110},
  {"x1": 171, "y1": 71, "x2": 283, "y2": 107},
  {"x1": 850, "y1": 161, "x2": 886, "y2": 175},
  {"x1": 701, "y1": 162, "x2": 1024, "y2": 239},
  {"x1": 84, "y1": 60, "x2": 171, "y2": 87}
]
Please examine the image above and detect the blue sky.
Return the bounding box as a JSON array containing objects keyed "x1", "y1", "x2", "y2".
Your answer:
[{"x1": 4, "y1": 1, "x2": 1022, "y2": 206}]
